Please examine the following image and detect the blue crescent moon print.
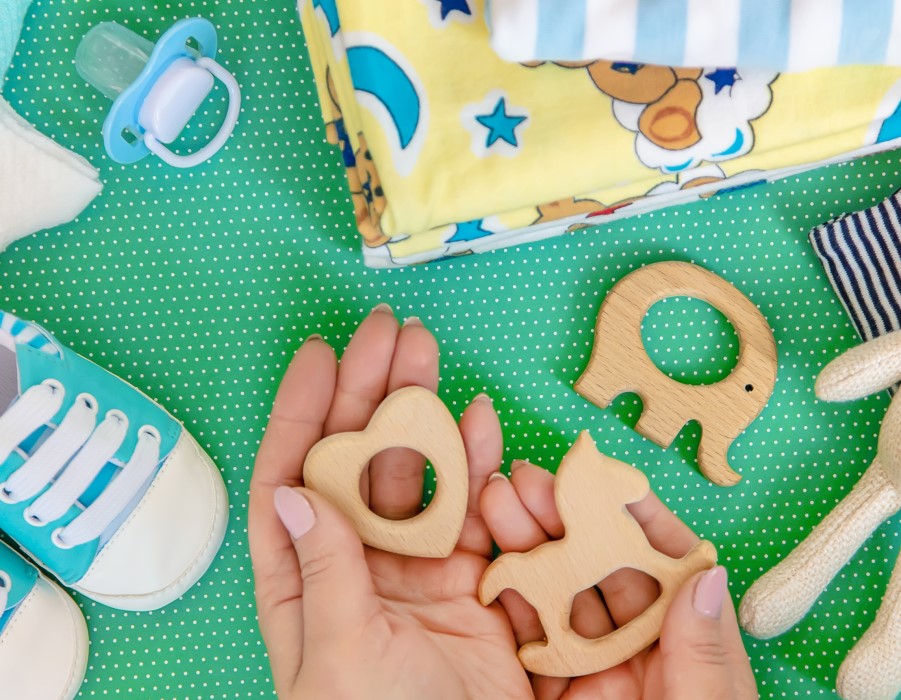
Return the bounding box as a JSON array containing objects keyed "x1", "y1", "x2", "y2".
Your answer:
[
  {"x1": 346, "y1": 45, "x2": 421, "y2": 150},
  {"x1": 312, "y1": 0, "x2": 340, "y2": 36},
  {"x1": 878, "y1": 99, "x2": 901, "y2": 143},
  {"x1": 713, "y1": 129, "x2": 745, "y2": 158}
]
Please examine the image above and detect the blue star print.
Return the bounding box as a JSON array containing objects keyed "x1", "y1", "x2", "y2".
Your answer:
[
  {"x1": 475, "y1": 98, "x2": 527, "y2": 148},
  {"x1": 436, "y1": 0, "x2": 471, "y2": 19},
  {"x1": 448, "y1": 219, "x2": 492, "y2": 243},
  {"x1": 705, "y1": 68, "x2": 739, "y2": 95}
]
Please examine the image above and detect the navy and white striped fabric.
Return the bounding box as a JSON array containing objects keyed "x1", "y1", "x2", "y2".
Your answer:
[
  {"x1": 809, "y1": 192, "x2": 901, "y2": 344},
  {"x1": 487, "y1": 0, "x2": 901, "y2": 72}
]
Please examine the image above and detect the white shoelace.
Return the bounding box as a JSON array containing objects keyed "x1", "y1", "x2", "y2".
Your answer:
[{"x1": 0, "y1": 380, "x2": 161, "y2": 549}]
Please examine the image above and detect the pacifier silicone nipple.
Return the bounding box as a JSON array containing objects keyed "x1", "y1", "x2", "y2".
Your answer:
[
  {"x1": 76, "y1": 18, "x2": 240, "y2": 168},
  {"x1": 76, "y1": 23, "x2": 155, "y2": 102}
]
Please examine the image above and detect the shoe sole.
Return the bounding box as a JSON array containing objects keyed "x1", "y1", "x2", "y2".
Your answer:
[{"x1": 56, "y1": 578, "x2": 90, "y2": 700}]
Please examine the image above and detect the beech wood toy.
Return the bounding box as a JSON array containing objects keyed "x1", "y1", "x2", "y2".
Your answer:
[
  {"x1": 303, "y1": 386, "x2": 468, "y2": 558},
  {"x1": 479, "y1": 432, "x2": 717, "y2": 677},
  {"x1": 575, "y1": 261, "x2": 778, "y2": 487}
]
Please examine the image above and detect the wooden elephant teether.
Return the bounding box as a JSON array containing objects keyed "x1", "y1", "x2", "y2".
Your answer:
[
  {"x1": 303, "y1": 386, "x2": 468, "y2": 558},
  {"x1": 479, "y1": 431, "x2": 717, "y2": 677},
  {"x1": 574, "y1": 261, "x2": 778, "y2": 486}
]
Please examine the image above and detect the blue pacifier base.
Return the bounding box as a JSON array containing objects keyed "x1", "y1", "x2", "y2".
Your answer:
[{"x1": 104, "y1": 18, "x2": 218, "y2": 164}]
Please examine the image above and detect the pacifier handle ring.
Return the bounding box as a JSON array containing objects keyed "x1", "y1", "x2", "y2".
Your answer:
[{"x1": 144, "y1": 57, "x2": 241, "y2": 169}]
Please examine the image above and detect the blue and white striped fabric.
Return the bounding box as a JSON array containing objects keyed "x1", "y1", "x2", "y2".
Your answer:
[
  {"x1": 487, "y1": 0, "x2": 901, "y2": 72},
  {"x1": 809, "y1": 192, "x2": 901, "y2": 344},
  {"x1": 0, "y1": 311, "x2": 59, "y2": 355}
]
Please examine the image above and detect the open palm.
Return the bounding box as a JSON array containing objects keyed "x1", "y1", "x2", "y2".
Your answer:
[
  {"x1": 248, "y1": 306, "x2": 531, "y2": 699},
  {"x1": 248, "y1": 304, "x2": 757, "y2": 700}
]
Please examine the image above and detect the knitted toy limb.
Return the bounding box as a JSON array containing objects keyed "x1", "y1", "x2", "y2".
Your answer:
[
  {"x1": 817, "y1": 331, "x2": 901, "y2": 401},
  {"x1": 740, "y1": 330, "x2": 901, "y2": 700},
  {"x1": 818, "y1": 333, "x2": 901, "y2": 492},
  {"x1": 739, "y1": 459, "x2": 901, "y2": 638},
  {"x1": 838, "y1": 552, "x2": 901, "y2": 700}
]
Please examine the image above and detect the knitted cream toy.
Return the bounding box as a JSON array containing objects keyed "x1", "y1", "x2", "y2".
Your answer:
[{"x1": 740, "y1": 330, "x2": 901, "y2": 700}]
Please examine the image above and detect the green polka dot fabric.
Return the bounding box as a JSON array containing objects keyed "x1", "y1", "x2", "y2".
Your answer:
[{"x1": 2, "y1": 1, "x2": 901, "y2": 698}]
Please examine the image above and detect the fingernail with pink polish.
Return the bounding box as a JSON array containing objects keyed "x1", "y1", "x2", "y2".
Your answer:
[
  {"x1": 693, "y1": 566, "x2": 728, "y2": 619},
  {"x1": 274, "y1": 486, "x2": 316, "y2": 540}
]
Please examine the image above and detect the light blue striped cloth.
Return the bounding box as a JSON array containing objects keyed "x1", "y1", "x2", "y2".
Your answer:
[{"x1": 487, "y1": 0, "x2": 901, "y2": 71}]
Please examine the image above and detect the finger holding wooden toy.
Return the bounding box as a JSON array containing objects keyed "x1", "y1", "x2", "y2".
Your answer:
[
  {"x1": 368, "y1": 316, "x2": 441, "y2": 520},
  {"x1": 322, "y1": 305, "x2": 402, "y2": 453},
  {"x1": 481, "y1": 461, "x2": 616, "y2": 700},
  {"x1": 479, "y1": 432, "x2": 718, "y2": 678},
  {"x1": 319, "y1": 304, "x2": 437, "y2": 511},
  {"x1": 505, "y1": 459, "x2": 667, "y2": 634},
  {"x1": 657, "y1": 567, "x2": 758, "y2": 700},
  {"x1": 304, "y1": 384, "x2": 470, "y2": 558},
  {"x1": 249, "y1": 334, "x2": 337, "y2": 690},
  {"x1": 481, "y1": 463, "x2": 616, "y2": 638},
  {"x1": 454, "y1": 394, "x2": 505, "y2": 558},
  {"x1": 251, "y1": 309, "x2": 534, "y2": 700}
]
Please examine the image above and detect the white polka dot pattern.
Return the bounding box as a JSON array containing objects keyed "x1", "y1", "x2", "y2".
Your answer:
[{"x1": 1, "y1": 1, "x2": 900, "y2": 697}]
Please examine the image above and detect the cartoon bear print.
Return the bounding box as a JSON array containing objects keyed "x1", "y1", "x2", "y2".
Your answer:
[
  {"x1": 533, "y1": 195, "x2": 639, "y2": 231},
  {"x1": 590, "y1": 62, "x2": 777, "y2": 185},
  {"x1": 349, "y1": 135, "x2": 390, "y2": 248},
  {"x1": 324, "y1": 68, "x2": 390, "y2": 248},
  {"x1": 541, "y1": 61, "x2": 778, "y2": 190}
]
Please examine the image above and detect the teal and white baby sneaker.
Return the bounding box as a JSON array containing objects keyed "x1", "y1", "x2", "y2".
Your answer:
[
  {"x1": 0, "y1": 539, "x2": 88, "y2": 700},
  {"x1": 0, "y1": 311, "x2": 228, "y2": 611}
]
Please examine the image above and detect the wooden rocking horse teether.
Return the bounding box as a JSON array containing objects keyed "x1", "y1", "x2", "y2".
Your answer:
[
  {"x1": 303, "y1": 386, "x2": 468, "y2": 558},
  {"x1": 479, "y1": 432, "x2": 717, "y2": 677},
  {"x1": 574, "y1": 261, "x2": 778, "y2": 486}
]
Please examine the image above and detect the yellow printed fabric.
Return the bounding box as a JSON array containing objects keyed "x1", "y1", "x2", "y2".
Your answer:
[{"x1": 299, "y1": 0, "x2": 901, "y2": 268}]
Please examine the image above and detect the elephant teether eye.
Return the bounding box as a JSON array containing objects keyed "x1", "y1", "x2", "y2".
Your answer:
[{"x1": 745, "y1": 384, "x2": 754, "y2": 392}]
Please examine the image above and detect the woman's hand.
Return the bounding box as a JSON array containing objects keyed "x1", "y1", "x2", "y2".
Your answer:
[
  {"x1": 480, "y1": 461, "x2": 758, "y2": 700},
  {"x1": 248, "y1": 305, "x2": 532, "y2": 700},
  {"x1": 249, "y1": 303, "x2": 759, "y2": 700}
]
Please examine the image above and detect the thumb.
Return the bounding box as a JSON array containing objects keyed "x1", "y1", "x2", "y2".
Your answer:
[
  {"x1": 658, "y1": 566, "x2": 748, "y2": 700},
  {"x1": 274, "y1": 486, "x2": 380, "y2": 644}
]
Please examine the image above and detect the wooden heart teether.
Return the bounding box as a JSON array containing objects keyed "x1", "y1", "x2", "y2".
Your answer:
[
  {"x1": 303, "y1": 386, "x2": 468, "y2": 558},
  {"x1": 574, "y1": 261, "x2": 778, "y2": 487},
  {"x1": 479, "y1": 432, "x2": 717, "y2": 677}
]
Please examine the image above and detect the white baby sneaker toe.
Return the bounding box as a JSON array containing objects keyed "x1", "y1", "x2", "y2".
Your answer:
[
  {"x1": 0, "y1": 540, "x2": 88, "y2": 700},
  {"x1": 73, "y1": 432, "x2": 228, "y2": 609},
  {"x1": 0, "y1": 311, "x2": 229, "y2": 610}
]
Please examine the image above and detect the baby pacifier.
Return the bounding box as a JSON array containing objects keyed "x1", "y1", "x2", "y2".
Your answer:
[{"x1": 76, "y1": 18, "x2": 241, "y2": 168}]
